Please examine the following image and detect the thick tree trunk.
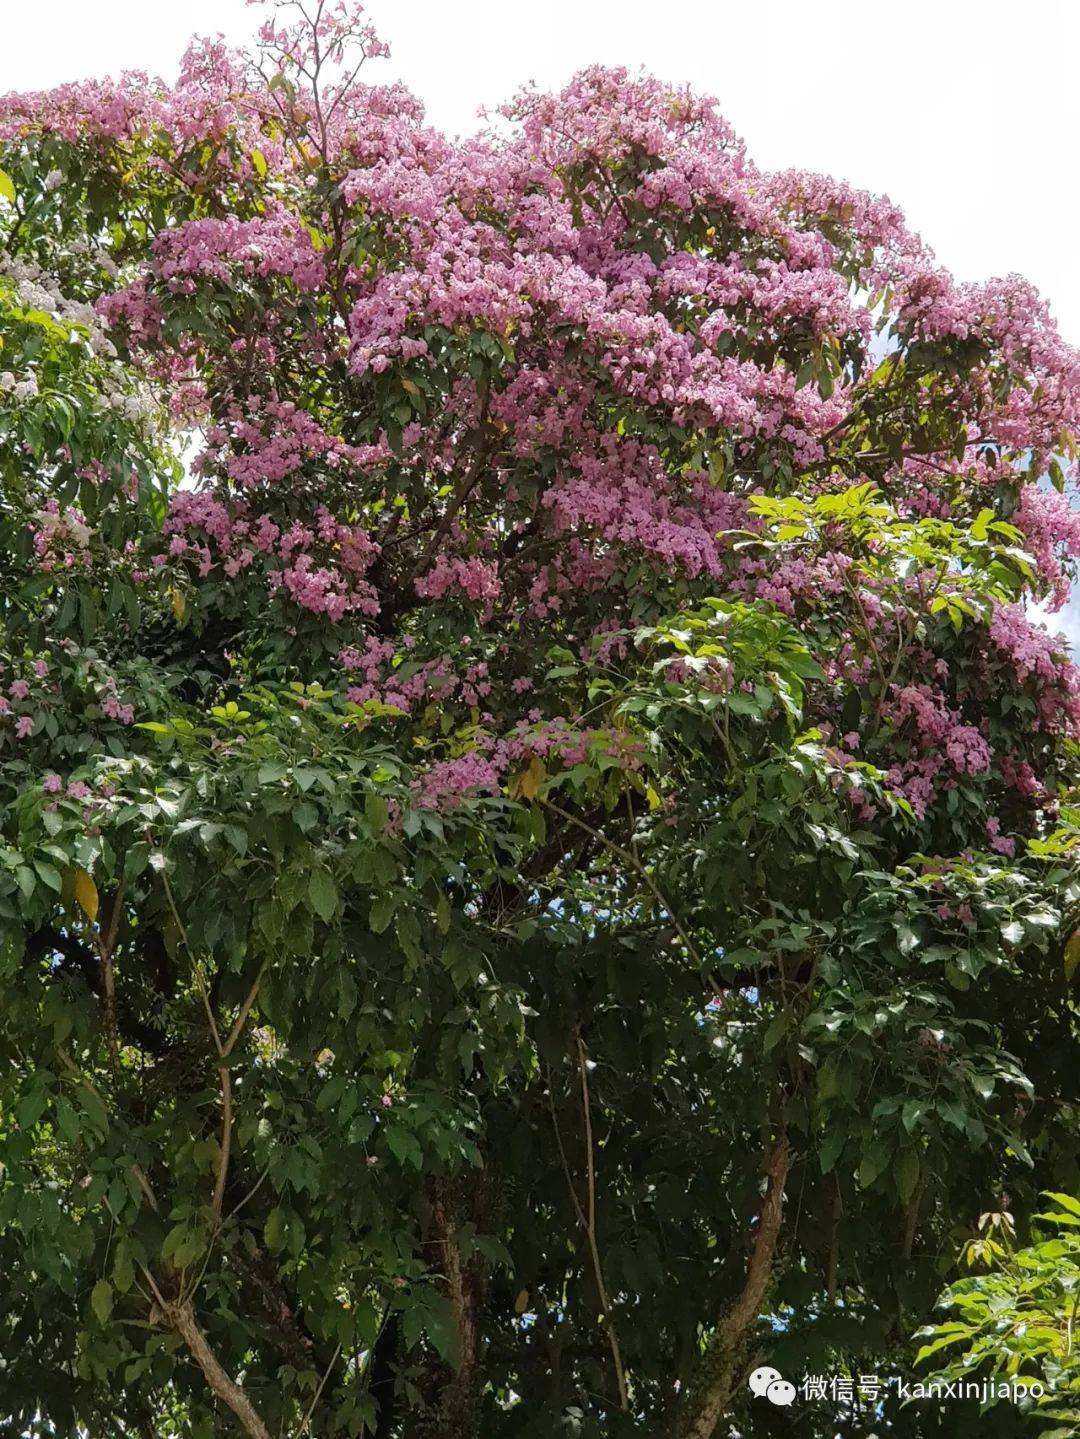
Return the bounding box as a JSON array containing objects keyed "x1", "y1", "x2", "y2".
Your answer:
[
  {"x1": 678, "y1": 1135, "x2": 790, "y2": 1439},
  {"x1": 428, "y1": 1177, "x2": 485, "y2": 1438}
]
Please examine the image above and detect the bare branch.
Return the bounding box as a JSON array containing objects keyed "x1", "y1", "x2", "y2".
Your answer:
[
  {"x1": 223, "y1": 964, "x2": 267, "y2": 1058},
  {"x1": 576, "y1": 1033, "x2": 628, "y2": 1410}
]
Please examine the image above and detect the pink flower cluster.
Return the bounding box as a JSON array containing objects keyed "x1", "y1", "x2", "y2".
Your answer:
[
  {"x1": 150, "y1": 210, "x2": 325, "y2": 294},
  {"x1": 412, "y1": 718, "x2": 643, "y2": 812},
  {"x1": 1012, "y1": 485, "x2": 1080, "y2": 611},
  {"x1": 989, "y1": 603, "x2": 1080, "y2": 734},
  {"x1": 15, "y1": 0, "x2": 1080, "y2": 853},
  {"x1": 164, "y1": 491, "x2": 381, "y2": 620},
  {"x1": 197, "y1": 397, "x2": 388, "y2": 489},
  {"x1": 878, "y1": 683, "x2": 992, "y2": 819},
  {"x1": 31, "y1": 502, "x2": 92, "y2": 572},
  {"x1": 415, "y1": 555, "x2": 501, "y2": 606}
]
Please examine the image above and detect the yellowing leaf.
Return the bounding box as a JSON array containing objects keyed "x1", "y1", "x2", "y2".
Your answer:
[
  {"x1": 0, "y1": 169, "x2": 14, "y2": 204},
  {"x1": 250, "y1": 148, "x2": 268, "y2": 178},
  {"x1": 1065, "y1": 929, "x2": 1080, "y2": 982},
  {"x1": 514, "y1": 1288, "x2": 530, "y2": 1314},
  {"x1": 519, "y1": 754, "x2": 546, "y2": 801},
  {"x1": 73, "y1": 868, "x2": 99, "y2": 924},
  {"x1": 170, "y1": 589, "x2": 186, "y2": 622}
]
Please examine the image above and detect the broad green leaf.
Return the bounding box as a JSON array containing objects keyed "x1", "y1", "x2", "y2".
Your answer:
[{"x1": 308, "y1": 867, "x2": 338, "y2": 923}]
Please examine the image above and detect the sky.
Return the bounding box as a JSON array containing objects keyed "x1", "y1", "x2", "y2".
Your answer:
[{"x1": 4, "y1": 0, "x2": 1080, "y2": 636}]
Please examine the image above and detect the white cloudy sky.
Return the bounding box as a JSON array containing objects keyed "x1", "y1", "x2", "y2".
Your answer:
[{"x1": 5, "y1": 0, "x2": 1080, "y2": 636}]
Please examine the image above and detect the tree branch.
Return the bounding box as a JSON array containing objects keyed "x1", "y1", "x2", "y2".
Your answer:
[
  {"x1": 168, "y1": 1298, "x2": 272, "y2": 1439},
  {"x1": 679, "y1": 1134, "x2": 790, "y2": 1439},
  {"x1": 576, "y1": 1032, "x2": 628, "y2": 1411},
  {"x1": 540, "y1": 798, "x2": 711, "y2": 983},
  {"x1": 95, "y1": 876, "x2": 126, "y2": 1069}
]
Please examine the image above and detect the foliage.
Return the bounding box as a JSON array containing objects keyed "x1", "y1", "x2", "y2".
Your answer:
[
  {"x1": 0, "y1": 3, "x2": 1079, "y2": 1436},
  {"x1": 918, "y1": 1197, "x2": 1080, "y2": 1436}
]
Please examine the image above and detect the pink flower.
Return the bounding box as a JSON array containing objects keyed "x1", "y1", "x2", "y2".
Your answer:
[{"x1": 102, "y1": 695, "x2": 135, "y2": 725}]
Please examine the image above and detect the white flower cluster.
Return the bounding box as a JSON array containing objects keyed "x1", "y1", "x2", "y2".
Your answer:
[
  {"x1": 103, "y1": 386, "x2": 159, "y2": 425},
  {"x1": 35, "y1": 504, "x2": 92, "y2": 551},
  {"x1": 66, "y1": 233, "x2": 118, "y2": 278},
  {"x1": 0, "y1": 247, "x2": 163, "y2": 433},
  {"x1": 0, "y1": 369, "x2": 38, "y2": 402},
  {"x1": 1, "y1": 246, "x2": 118, "y2": 357}
]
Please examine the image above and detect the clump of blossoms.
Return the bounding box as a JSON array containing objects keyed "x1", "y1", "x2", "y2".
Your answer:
[
  {"x1": 6, "y1": 7, "x2": 1080, "y2": 1439},
  {"x1": 4, "y1": 0, "x2": 1072, "y2": 845}
]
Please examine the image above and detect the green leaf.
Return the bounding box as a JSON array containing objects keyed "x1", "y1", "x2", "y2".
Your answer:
[
  {"x1": 819, "y1": 1128, "x2": 845, "y2": 1175},
  {"x1": 386, "y1": 1127, "x2": 422, "y2": 1168},
  {"x1": 113, "y1": 1243, "x2": 135, "y2": 1294},
  {"x1": 308, "y1": 868, "x2": 338, "y2": 923},
  {"x1": 91, "y1": 1279, "x2": 113, "y2": 1325},
  {"x1": 763, "y1": 1013, "x2": 787, "y2": 1053},
  {"x1": 1043, "y1": 1193, "x2": 1080, "y2": 1220},
  {"x1": 902, "y1": 1100, "x2": 924, "y2": 1134},
  {"x1": 896, "y1": 1148, "x2": 920, "y2": 1205},
  {"x1": 858, "y1": 1142, "x2": 890, "y2": 1190},
  {"x1": 435, "y1": 892, "x2": 451, "y2": 934},
  {"x1": 970, "y1": 507, "x2": 994, "y2": 541},
  {"x1": 264, "y1": 1207, "x2": 286, "y2": 1254},
  {"x1": 316, "y1": 1075, "x2": 348, "y2": 1112},
  {"x1": 370, "y1": 893, "x2": 395, "y2": 934},
  {"x1": 365, "y1": 792, "x2": 388, "y2": 833},
  {"x1": 34, "y1": 860, "x2": 63, "y2": 895}
]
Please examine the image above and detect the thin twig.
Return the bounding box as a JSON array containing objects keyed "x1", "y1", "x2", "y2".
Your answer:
[
  {"x1": 223, "y1": 964, "x2": 267, "y2": 1058},
  {"x1": 94, "y1": 875, "x2": 126, "y2": 1068},
  {"x1": 298, "y1": 1343, "x2": 342, "y2": 1434},
  {"x1": 540, "y1": 798, "x2": 709, "y2": 977},
  {"x1": 158, "y1": 867, "x2": 264, "y2": 1224},
  {"x1": 160, "y1": 865, "x2": 224, "y2": 1054},
  {"x1": 575, "y1": 1033, "x2": 628, "y2": 1411},
  {"x1": 223, "y1": 1163, "x2": 274, "y2": 1226}
]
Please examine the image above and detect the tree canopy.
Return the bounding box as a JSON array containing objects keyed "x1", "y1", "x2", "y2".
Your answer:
[{"x1": 1, "y1": 3, "x2": 1080, "y2": 1436}]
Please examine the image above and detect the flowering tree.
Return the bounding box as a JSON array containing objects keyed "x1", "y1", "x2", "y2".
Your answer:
[{"x1": 2, "y1": 3, "x2": 1080, "y2": 1435}]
